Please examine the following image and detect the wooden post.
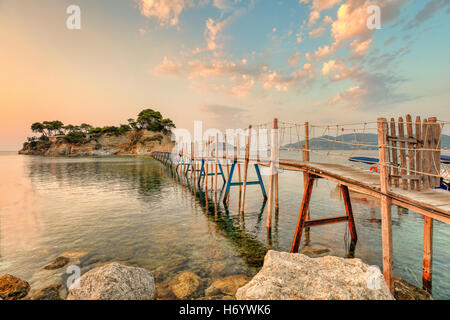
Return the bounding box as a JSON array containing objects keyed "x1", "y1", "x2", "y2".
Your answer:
[
  {"x1": 422, "y1": 216, "x2": 434, "y2": 293},
  {"x1": 390, "y1": 118, "x2": 399, "y2": 188},
  {"x1": 429, "y1": 117, "x2": 440, "y2": 188},
  {"x1": 406, "y1": 114, "x2": 415, "y2": 190},
  {"x1": 274, "y1": 123, "x2": 280, "y2": 212},
  {"x1": 377, "y1": 118, "x2": 394, "y2": 294},
  {"x1": 290, "y1": 176, "x2": 315, "y2": 253},
  {"x1": 303, "y1": 122, "x2": 310, "y2": 239},
  {"x1": 225, "y1": 135, "x2": 230, "y2": 178},
  {"x1": 210, "y1": 140, "x2": 214, "y2": 187},
  {"x1": 415, "y1": 117, "x2": 422, "y2": 191},
  {"x1": 422, "y1": 119, "x2": 431, "y2": 189},
  {"x1": 240, "y1": 126, "x2": 252, "y2": 214},
  {"x1": 205, "y1": 140, "x2": 209, "y2": 194},
  {"x1": 341, "y1": 185, "x2": 357, "y2": 242},
  {"x1": 191, "y1": 142, "x2": 195, "y2": 191},
  {"x1": 267, "y1": 119, "x2": 278, "y2": 230},
  {"x1": 215, "y1": 134, "x2": 219, "y2": 198},
  {"x1": 398, "y1": 117, "x2": 407, "y2": 190},
  {"x1": 237, "y1": 134, "x2": 242, "y2": 200}
]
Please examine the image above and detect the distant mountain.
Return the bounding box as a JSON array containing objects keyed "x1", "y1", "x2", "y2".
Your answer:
[{"x1": 283, "y1": 133, "x2": 450, "y2": 151}]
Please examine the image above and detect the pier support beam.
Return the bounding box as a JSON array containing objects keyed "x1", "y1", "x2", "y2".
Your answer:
[
  {"x1": 290, "y1": 178, "x2": 358, "y2": 254},
  {"x1": 422, "y1": 216, "x2": 433, "y2": 293},
  {"x1": 378, "y1": 118, "x2": 394, "y2": 294},
  {"x1": 290, "y1": 176, "x2": 315, "y2": 253},
  {"x1": 267, "y1": 119, "x2": 278, "y2": 231}
]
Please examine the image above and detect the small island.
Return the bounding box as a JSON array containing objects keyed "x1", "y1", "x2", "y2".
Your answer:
[{"x1": 19, "y1": 109, "x2": 175, "y2": 156}]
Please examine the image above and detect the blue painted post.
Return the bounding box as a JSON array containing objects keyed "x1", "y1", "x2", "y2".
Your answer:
[{"x1": 223, "y1": 162, "x2": 236, "y2": 204}]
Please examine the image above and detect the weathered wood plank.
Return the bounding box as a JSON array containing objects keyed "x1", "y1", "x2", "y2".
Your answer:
[
  {"x1": 390, "y1": 118, "x2": 399, "y2": 188},
  {"x1": 422, "y1": 216, "x2": 433, "y2": 293},
  {"x1": 290, "y1": 176, "x2": 315, "y2": 253},
  {"x1": 406, "y1": 114, "x2": 415, "y2": 190},
  {"x1": 415, "y1": 117, "x2": 422, "y2": 191},
  {"x1": 240, "y1": 126, "x2": 252, "y2": 214},
  {"x1": 303, "y1": 215, "x2": 348, "y2": 227},
  {"x1": 267, "y1": 119, "x2": 278, "y2": 230},
  {"x1": 341, "y1": 185, "x2": 357, "y2": 242},
  {"x1": 378, "y1": 118, "x2": 394, "y2": 294},
  {"x1": 398, "y1": 117, "x2": 407, "y2": 190}
]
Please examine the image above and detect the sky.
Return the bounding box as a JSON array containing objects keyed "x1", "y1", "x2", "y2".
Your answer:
[{"x1": 0, "y1": 0, "x2": 449, "y2": 150}]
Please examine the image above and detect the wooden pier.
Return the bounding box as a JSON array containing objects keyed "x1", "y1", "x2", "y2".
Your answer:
[{"x1": 152, "y1": 115, "x2": 450, "y2": 296}]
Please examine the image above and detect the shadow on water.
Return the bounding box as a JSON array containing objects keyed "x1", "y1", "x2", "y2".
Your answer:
[
  {"x1": 164, "y1": 160, "x2": 362, "y2": 268},
  {"x1": 169, "y1": 164, "x2": 270, "y2": 269}
]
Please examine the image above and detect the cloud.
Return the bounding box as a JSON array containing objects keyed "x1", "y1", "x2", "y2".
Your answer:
[
  {"x1": 322, "y1": 70, "x2": 411, "y2": 108},
  {"x1": 155, "y1": 56, "x2": 184, "y2": 74},
  {"x1": 287, "y1": 52, "x2": 302, "y2": 67},
  {"x1": 306, "y1": 43, "x2": 338, "y2": 61},
  {"x1": 200, "y1": 104, "x2": 248, "y2": 128},
  {"x1": 321, "y1": 59, "x2": 362, "y2": 80},
  {"x1": 205, "y1": 17, "x2": 230, "y2": 51},
  {"x1": 384, "y1": 36, "x2": 397, "y2": 46},
  {"x1": 349, "y1": 38, "x2": 372, "y2": 57},
  {"x1": 309, "y1": 10, "x2": 321, "y2": 27},
  {"x1": 213, "y1": 0, "x2": 242, "y2": 10},
  {"x1": 404, "y1": 0, "x2": 450, "y2": 30},
  {"x1": 331, "y1": 0, "x2": 404, "y2": 43},
  {"x1": 230, "y1": 75, "x2": 255, "y2": 97},
  {"x1": 137, "y1": 0, "x2": 193, "y2": 26},
  {"x1": 309, "y1": 26, "x2": 326, "y2": 38},
  {"x1": 312, "y1": 0, "x2": 343, "y2": 12},
  {"x1": 155, "y1": 55, "x2": 317, "y2": 96}
]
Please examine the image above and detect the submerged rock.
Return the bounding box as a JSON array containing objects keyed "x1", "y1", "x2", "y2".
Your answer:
[
  {"x1": 300, "y1": 245, "x2": 331, "y2": 257},
  {"x1": 169, "y1": 272, "x2": 201, "y2": 299},
  {"x1": 210, "y1": 263, "x2": 226, "y2": 278},
  {"x1": 0, "y1": 274, "x2": 31, "y2": 300},
  {"x1": 26, "y1": 284, "x2": 67, "y2": 300},
  {"x1": 44, "y1": 257, "x2": 70, "y2": 270},
  {"x1": 236, "y1": 250, "x2": 394, "y2": 300},
  {"x1": 31, "y1": 249, "x2": 90, "y2": 290},
  {"x1": 394, "y1": 278, "x2": 433, "y2": 300},
  {"x1": 155, "y1": 281, "x2": 176, "y2": 300},
  {"x1": 205, "y1": 275, "x2": 249, "y2": 297},
  {"x1": 67, "y1": 263, "x2": 156, "y2": 300}
]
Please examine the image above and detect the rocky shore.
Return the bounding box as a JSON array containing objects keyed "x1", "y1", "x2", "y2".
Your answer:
[
  {"x1": 0, "y1": 249, "x2": 432, "y2": 301},
  {"x1": 18, "y1": 130, "x2": 173, "y2": 157}
]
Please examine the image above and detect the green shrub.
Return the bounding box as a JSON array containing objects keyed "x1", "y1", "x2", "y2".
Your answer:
[{"x1": 64, "y1": 131, "x2": 86, "y2": 144}]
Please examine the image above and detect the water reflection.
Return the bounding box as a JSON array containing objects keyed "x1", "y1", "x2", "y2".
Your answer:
[{"x1": 0, "y1": 152, "x2": 448, "y2": 299}]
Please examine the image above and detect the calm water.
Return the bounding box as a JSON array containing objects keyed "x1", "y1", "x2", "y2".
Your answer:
[{"x1": 0, "y1": 151, "x2": 449, "y2": 299}]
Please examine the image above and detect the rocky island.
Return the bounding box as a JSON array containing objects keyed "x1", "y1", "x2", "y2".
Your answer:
[{"x1": 19, "y1": 109, "x2": 175, "y2": 157}]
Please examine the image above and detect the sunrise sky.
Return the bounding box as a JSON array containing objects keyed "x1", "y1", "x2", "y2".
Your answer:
[{"x1": 0, "y1": 0, "x2": 449, "y2": 150}]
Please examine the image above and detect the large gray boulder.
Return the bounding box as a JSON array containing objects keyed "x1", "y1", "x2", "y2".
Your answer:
[
  {"x1": 236, "y1": 250, "x2": 394, "y2": 300},
  {"x1": 67, "y1": 263, "x2": 156, "y2": 300}
]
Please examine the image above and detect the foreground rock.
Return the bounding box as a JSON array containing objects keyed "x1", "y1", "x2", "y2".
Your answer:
[
  {"x1": 236, "y1": 250, "x2": 394, "y2": 300},
  {"x1": 205, "y1": 275, "x2": 249, "y2": 297},
  {"x1": 394, "y1": 278, "x2": 433, "y2": 300},
  {"x1": 67, "y1": 263, "x2": 156, "y2": 300},
  {"x1": 169, "y1": 272, "x2": 201, "y2": 299},
  {"x1": 26, "y1": 284, "x2": 66, "y2": 300},
  {"x1": 0, "y1": 274, "x2": 31, "y2": 300}
]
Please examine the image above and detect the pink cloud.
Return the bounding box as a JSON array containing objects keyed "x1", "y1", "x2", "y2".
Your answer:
[{"x1": 137, "y1": 0, "x2": 193, "y2": 26}]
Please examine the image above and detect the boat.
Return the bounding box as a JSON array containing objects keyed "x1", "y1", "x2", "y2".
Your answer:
[{"x1": 348, "y1": 156, "x2": 450, "y2": 191}]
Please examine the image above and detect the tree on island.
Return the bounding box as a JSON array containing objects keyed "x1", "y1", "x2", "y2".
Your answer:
[
  {"x1": 24, "y1": 108, "x2": 175, "y2": 149},
  {"x1": 137, "y1": 109, "x2": 175, "y2": 134}
]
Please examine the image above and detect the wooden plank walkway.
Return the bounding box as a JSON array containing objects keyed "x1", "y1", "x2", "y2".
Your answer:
[
  {"x1": 205, "y1": 156, "x2": 450, "y2": 224},
  {"x1": 153, "y1": 114, "x2": 450, "y2": 296}
]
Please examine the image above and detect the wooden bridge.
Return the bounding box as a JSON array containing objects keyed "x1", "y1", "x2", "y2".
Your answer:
[{"x1": 152, "y1": 115, "x2": 450, "y2": 297}]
